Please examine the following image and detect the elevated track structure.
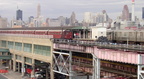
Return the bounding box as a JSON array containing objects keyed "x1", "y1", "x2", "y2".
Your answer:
[{"x1": 52, "y1": 39, "x2": 144, "y2": 79}]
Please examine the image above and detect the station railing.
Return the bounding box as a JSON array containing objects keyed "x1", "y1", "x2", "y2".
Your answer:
[{"x1": 52, "y1": 38, "x2": 144, "y2": 52}]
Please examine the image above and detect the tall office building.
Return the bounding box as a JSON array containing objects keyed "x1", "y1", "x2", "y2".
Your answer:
[
  {"x1": 70, "y1": 12, "x2": 76, "y2": 26},
  {"x1": 131, "y1": 0, "x2": 135, "y2": 21},
  {"x1": 142, "y1": 7, "x2": 144, "y2": 19},
  {"x1": 0, "y1": 16, "x2": 7, "y2": 28},
  {"x1": 16, "y1": 9, "x2": 22, "y2": 20},
  {"x1": 37, "y1": 4, "x2": 41, "y2": 18},
  {"x1": 122, "y1": 5, "x2": 130, "y2": 21},
  {"x1": 84, "y1": 12, "x2": 93, "y2": 23},
  {"x1": 29, "y1": 16, "x2": 34, "y2": 23}
]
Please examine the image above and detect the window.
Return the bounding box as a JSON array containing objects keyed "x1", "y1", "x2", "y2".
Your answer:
[
  {"x1": 24, "y1": 43, "x2": 32, "y2": 53},
  {"x1": 15, "y1": 42, "x2": 22, "y2": 51},
  {"x1": 16, "y1": 55, "x2": 21, "y2": 60},
  {"x1": 1, "y1": 40, "x2": 7, "y2": 47},
  {"x1": 8, "y1": 41, "x2": 14, "y2": 49},
  {"x1": 25, "y1": 57, "x2": 32, "y2": 64},
  {"x1": 124, "y1": 32, "x2": 127, "y2": 36},
  {"x1": 34, "y1": 45, "x2": 51, "y2": 56}
]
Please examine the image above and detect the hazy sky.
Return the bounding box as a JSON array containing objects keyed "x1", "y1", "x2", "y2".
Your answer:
[{"x1": 0, "y1": 0, "x2": 143, "y2": 21}]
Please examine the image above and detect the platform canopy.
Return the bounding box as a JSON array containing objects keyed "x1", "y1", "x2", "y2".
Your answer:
[
  {"x1": 0, "y1": 48, "x2": 11, "y2": 60},
  {"x1": 71, "y1": 26, "x2": 89, "y2": 30}
]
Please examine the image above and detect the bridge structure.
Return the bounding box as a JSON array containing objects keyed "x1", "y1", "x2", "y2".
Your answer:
[
  {"x1": 0, "y1": 26, "x2": 144, "y2": 79},
  {"x1": 52, "y1": 39, "x2": 144, "y2": 79}
]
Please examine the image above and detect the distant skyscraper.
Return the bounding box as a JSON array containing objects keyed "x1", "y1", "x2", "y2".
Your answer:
[
  {"x1": 84, "y1": 12, "x2": 93, "y2": 23},
  {"x1": 122, "y1": 5, "x2": 130, "y2": 21},
  {"x1": 16, "y1": 9, "x2": 22, "y2": 20},
  {"x1": 132, "y1": 0, "x2": 135, "y2": 21},
  {"x1": 142, "y1": 7, "x2": 144, "y2": 19},
  {"x1": 29, "y1": 16, "x2": 34, "y2": 23},
  {"x1": 37, "y1": 4, "x2": 41, "y2": 18},
  {"x1": 70, "y1": 12, "x2": 76, "y2": 26},
  {"x1": 0, "y1": 16, "x2": 7, "y2": 28}
]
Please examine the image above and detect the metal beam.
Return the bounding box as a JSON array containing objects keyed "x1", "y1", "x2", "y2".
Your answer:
[
  {"x1": 92, "y1": 54, "x2": 100, "y2": 79},
  {"x1": 138, "y1": 54, "x2": 144, "y2": 79}
]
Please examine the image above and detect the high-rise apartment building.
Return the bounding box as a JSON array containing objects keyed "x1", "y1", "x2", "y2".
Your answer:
[
  {"x1": 0, "y1": 16, "x2": 7, "y2": 28},
  {"x1": 122, "y1": 5, "x2": 130, "y2": 21},
  {"x1": 16, "y1": 9, "x2": 22, "y2": 20},
  {"x1": 37, "y1": 4, "x2": 41, "y2": 18},
  {"x1": 84, "y1": 11, "x2": 110, "y2": 24},
  {"x1": 142, "y1": 7, "x2": 144, "y2": 19}
]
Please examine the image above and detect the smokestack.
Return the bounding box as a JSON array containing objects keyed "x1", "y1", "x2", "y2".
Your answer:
[{"x1": 132, "y1": 0, "x2": 135, "y2": 21}]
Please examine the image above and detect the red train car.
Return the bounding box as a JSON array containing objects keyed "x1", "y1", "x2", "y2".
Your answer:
[{"x1": 0, "y1": 27, "x2": 74, "y2": 39}]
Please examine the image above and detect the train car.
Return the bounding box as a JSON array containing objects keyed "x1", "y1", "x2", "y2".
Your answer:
[
  {"x1": 35, "y1": 30, "x2": 48, "y2": 35},
  {"x1": 62, "y1": 30, "x2": 73, "y2": 39},
  {"x1": 107, "y1": 29, "x2": 144, "y2": 44},
  {"x1": 15, "y1": 30, "x2": 23, "y2": 34},
  {"x1": 48, "y1": 30, "x2": 62, "y2": 38},
  {"x1": 0, "y1": 26, "x2": 75, "y2": 39},
  {"x1": 23, "y1": 30, "x2": 35, "y2": 34}
]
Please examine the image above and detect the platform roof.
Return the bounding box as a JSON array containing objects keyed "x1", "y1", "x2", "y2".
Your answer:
[{"x1": 71, "y1": 26, "x2": 89, "y2": 30}]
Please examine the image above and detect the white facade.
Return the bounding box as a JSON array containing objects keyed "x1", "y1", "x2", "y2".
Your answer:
[
  {"x1": 84, "y1": 12, "x2": 94, "y2": 23},
  {"x1": 91, "y1": 26, "x2": 107, "y2": 40}
]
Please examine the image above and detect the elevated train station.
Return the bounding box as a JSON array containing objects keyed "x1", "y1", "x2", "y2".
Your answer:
[{"x1": 0, "y1": 26, "x2": 143, "y2": 79}]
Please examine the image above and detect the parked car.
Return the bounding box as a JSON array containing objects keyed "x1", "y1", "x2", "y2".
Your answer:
[{"x1": 35, "y1": 72, "x2": 43, "y2": 78}]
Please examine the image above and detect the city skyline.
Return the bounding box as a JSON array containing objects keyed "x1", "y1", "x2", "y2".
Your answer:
[{"x1": 0, "y1": 0, "x2": 143, "y2": 21}]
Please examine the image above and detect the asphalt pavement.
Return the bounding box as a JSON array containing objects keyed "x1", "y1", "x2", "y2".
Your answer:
[
  {"x1": 0, "y1": 74, "x2": 8, "y2": 79},
  {"x1": 0, "y1": 65, "x2": 30, "y2": 79}
]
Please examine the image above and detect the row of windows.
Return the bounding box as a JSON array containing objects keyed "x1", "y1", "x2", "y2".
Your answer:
[
  {"x1": 117, "y1": 32, "x2": 144, "y2": 37},
  {"x1": 14, "y1": 55, "x2": 32, "y2": 64},
  {"x1": 1, "y1": 40, "x2": 51, "y2": 56},
  {"x1": 34, "y1": 45, "x2": 51, "y2": 56},
  {"x1": 0, "y1": 31, "x2": 62, "y2": 35}
]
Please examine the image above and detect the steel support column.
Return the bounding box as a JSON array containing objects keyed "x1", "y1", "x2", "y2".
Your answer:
[
  {"x1": 92, "y1": 54, "x2": 100, "y2": 79},
  {"x1": 53, "y1": 51, "x2": 72, "y2": 78},
  {"x1": 138, "y1": 54, "x2": 144, "y2": 79},
  {"x1": 69, "y1": 51, "x2": 72, "y2": 79}
]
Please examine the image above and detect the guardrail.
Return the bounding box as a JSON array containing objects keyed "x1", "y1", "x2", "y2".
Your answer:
[{"x1": 52, "y1": 39, "x2": 144, "y2": 52}]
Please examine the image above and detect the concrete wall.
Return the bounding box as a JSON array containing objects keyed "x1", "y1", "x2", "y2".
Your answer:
[{"x1": 0, "y1": 36, "x2": 53, "y2": 63}]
